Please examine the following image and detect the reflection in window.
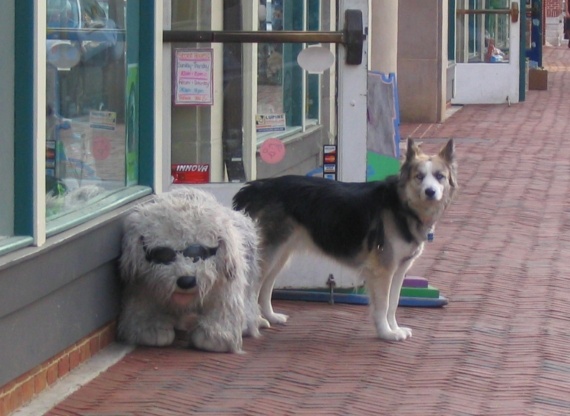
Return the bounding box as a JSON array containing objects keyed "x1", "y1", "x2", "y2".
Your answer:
[
  {"x1": 256, "y1": 0, "x2": 328, "y2": 139},
  {"x1": 257, "y1": 0, "x2": 291, "y2": 141},
  {"x1": 255, "y1": 0, "x2": 335, "y2": 180},
  {"x1": 456, "y1": 0, "x2": 511, "y2": 63},
  {"x1": 45, "y1": 0, "x2": 138, "y2": 220}
]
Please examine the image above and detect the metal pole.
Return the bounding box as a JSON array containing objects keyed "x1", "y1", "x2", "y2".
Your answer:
[{"x1": 163, "y1": 30, "x2": 345, "y2": 44}]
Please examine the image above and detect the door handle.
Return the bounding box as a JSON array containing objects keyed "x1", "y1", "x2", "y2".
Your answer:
[{"x1": 344, "y1": 9, "x2": 365, "y2": 65}]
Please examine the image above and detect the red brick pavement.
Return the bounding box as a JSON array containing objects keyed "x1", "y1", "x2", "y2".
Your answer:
[{"x1": 46, "y1": 46, "x2": 570, "y2": 415}]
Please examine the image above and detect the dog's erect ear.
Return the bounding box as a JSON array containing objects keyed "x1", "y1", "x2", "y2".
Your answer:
[
  {"x1": 439, "y1": 139, "x2": 455, "y2": 164},
  {"x1": 400, "y1": 139, "x2": 421, "y2": 182},
  {"x1": 405, "y1": 138, "x2": 421, "y2": 162},
  {"x1": 440, "y1": 139, "x2": 458, "y2": 188}
]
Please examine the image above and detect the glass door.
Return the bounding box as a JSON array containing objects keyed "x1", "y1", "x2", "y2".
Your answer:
[
  {"x1": 162, "y1": 0, "x2": 368, "y2": 195},
  {"x1": 452, "y1": 0, "x2": 521, "y2": 104},
  {"x1": 166, "y1": 1, "x2": 338, "y2": 186}
]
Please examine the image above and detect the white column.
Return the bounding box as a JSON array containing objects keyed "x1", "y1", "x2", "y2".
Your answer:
[
  {"x1": 160, "y1": 1, "x2": 171, "y2": 193},
  {"x1": 338, "y1": 0, "x2": 369, "y2": 182}
]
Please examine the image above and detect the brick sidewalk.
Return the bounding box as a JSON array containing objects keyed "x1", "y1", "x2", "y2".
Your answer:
[{"x1": 46, "y1": 46, "x2": 570, "y2": 415}]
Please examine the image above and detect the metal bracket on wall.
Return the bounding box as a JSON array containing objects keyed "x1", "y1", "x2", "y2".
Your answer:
[{"x1": 163, "y1": 9, "x2": 366, "y2": 65}]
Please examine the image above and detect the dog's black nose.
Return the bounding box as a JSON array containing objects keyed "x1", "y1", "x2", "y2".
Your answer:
[
  {"x1": 425, "y1": 188, "x2": 436, "y2": 198},
  {"x1": 176, "y1": 276, "x2": 197, "y2": 289}
]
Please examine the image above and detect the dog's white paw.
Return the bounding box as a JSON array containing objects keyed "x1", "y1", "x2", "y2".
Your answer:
[
  {"x1": 393, "y1": 326, "x2": 412, "y2": 341},
  {"x1": 376, "y1": 324, "x2": 412, "y2": 342},
  {"x1": 397, "y1": 326, "x2": 413, "y2": 339},
  {"x1": 244, "y1": 325, "x2": 260, "y2": 338},
  {"x1": 243, "y1": 315, "x2": 272, "y2": 338},
  {"x1": 258, "y1": 316, "x2": 271, "y2": 329},
  {"x1": 266, "y1": 312, "x2": 289, "y2": 325},
  {"x1": 190, "y1": 327, "x2": 241, "y2": 353},
  {"x1": 138, "y1": 326, "x2": 176, "y2": 347}
]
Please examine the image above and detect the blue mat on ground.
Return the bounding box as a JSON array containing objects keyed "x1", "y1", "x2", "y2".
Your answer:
[{"x1": 272, "y1": 289, "x2": 448, "y2": 308}]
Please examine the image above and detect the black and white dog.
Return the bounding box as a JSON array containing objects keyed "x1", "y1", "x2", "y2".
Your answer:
[{"x1": 233, "y1": 139, "x2": 457, "y2": 341}]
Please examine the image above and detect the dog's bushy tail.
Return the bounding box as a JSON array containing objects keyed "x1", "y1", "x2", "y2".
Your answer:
[{"x1": 232, "y1": 179, "x2": 273, "y2": 215}]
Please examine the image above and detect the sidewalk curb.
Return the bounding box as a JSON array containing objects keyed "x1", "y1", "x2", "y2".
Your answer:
[{"x1": 12, "y1": 343, "x2": 134, "y2": 416}]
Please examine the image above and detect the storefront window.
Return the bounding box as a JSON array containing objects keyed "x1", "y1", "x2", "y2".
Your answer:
[
  {"x1": 169, "y1": 1, "x2": 337, "y2": 184},
  {"x1": 45, "y1": 0, "x2": 139, "y2": 221},
  {"x1": 456, "y1": 0, "x2": 511, "y2": 63}
]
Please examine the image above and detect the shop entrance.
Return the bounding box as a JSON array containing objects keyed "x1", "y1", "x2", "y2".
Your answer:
[
  {"x1": 162, "y1": 0, "x2": 368, "y2": 197},
  {"x1": 452, "y1": 0, "x2": 521, "y2": 104}
]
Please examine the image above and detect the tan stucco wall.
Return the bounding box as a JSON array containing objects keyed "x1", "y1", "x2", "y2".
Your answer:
[{"x1": 397, "y1": 0, "x2": 449, "y2": 123}]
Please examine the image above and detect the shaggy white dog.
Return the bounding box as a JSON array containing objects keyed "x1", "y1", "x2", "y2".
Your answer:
[{"x1": 117, "y1": 187, "x2": 265, "y2": 353}]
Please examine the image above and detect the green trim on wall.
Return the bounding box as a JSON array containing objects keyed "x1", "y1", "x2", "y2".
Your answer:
[
  {"x1": 448, "y1": 0, "x2": 456, "y2": 61},
  {"x1": 13, "y1": 0, "x2": 34, "y2": 236},
  {"x1": 519, "y1": 2, "x2": 526, "y2": 102},
  {"x1": 0, "y1": 237, "x2": 34, "y2": 257},
  {"x1": 137, "y1": 0, "x2": 155, "y2": 188},
  {"x1": 283, "y1": 0, "x2": 303, "y2": 127}
]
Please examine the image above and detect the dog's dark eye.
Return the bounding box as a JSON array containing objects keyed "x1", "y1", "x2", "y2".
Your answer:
[
  {"x1": 146, "y1": 247, "x2": 177, "y2": 265},
  {"x1": 415, "y1": 173, "x2": 425, "y2": 181},
  {"x1": 141, "y1": 236, "x2": 218, "y2": 265},
  {"x1": 182, "y1": 244, "x2": 218, "y2": 263},
  {"x1": 435, "y1": 172, "x2": 446, "y2": 181}
]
